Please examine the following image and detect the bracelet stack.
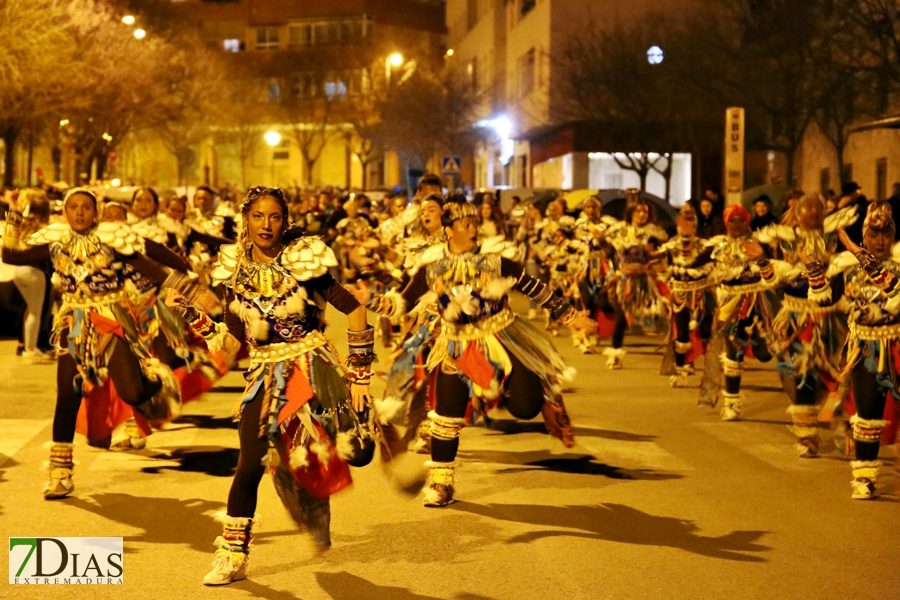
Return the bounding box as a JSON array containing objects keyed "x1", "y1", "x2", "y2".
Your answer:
[
  {"x1": 3, "y1": 210, "x2": 22, "y2": 247},
  {"x1": 186, "y1": 309, "x2": 217, "y2": 341},
  {"x1": 804, "y1": 260, "x2": 828, "y2": 294},
  {"x1": 346, "y1": 326, "x2": 376, "y2": 385}
]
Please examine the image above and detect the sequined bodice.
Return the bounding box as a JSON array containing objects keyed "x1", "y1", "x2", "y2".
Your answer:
[
  {"x1": 50, "y1": 233, "x2": 126, "y2": 295},
  {"x1": 426, "y1": 246, "x2": 509, "y2": 326},
  {"x1": 845, "y1": 261, "x2": 900, "y2": 327}
]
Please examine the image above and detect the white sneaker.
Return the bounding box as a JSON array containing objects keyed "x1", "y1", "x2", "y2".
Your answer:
[
  {"x1": 203, "y1": 551, "x2": 248, "y2": 586},
  {"x1": 22, "y1": 349, "x2": 55, "y2": 363},
  {"x1": 850, "y1": 479, "x2": 875, "y2": 500},
  {"x1": 43, "y1": 467, "x2": 74, "y2": 499}
]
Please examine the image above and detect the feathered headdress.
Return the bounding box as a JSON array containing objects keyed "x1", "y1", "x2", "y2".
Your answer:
[
  {"x1": 863, "y1": 201, "x2": 895, "y2": 236},
  {"x1": 442, "y1": 199, "x2": 478, "y2": 224}
]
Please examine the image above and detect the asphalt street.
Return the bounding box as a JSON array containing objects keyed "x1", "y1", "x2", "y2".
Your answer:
[{"x1": 1, "y1": 305, "x2": 899, "y2": 600}]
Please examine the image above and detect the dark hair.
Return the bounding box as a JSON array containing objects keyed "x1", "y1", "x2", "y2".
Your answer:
[
  {"x1": 418, "y1": 173, "x2": 444, "y2": 192},
  {"x1": 624, "y1": 200, "x2": 654, "y2": 223},
  {"x1": 754, "y1": 194, "x2": 771, "y2": 205},
  {"x1": 242, "y1": 186, "x2": 288, "y2": 219},
  {"x1": 132, "y1": 186, "x2": 159, "y2": 206},
  {"x1": 196, "y1": 185, "x2": 216, "y2": 197},
  {"x1": 168, "y1": 195, "x2": 188, "y2": 209}
]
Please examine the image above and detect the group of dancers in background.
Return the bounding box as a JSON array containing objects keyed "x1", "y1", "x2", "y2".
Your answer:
[{"x1": 1, "y1": 176, "x2": 897, "y2": 585}]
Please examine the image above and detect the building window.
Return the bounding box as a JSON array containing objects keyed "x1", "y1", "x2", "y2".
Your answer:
[
  {"x1": 256, "y1": 26, "x2": 280, "y2": 50},
  {"x1": 819, "y1": 167, "x2": 830, "y2": 194},
  {"x1": 268, "y1": 82, "x2": 281, "y2": 103},
  {"x1": 289, "y1": 24, "x2": 312, "y2": 47},
  {"x1": 842, "y1": 163, "x2": 853, "y2": 184},
  {"x1": 467, "y1": 58, "x2": 478, "y2": 92},
  {"x1": 518, "y1": 49, "x2": 535, "y2": 97},
  {"x1": 520, "y1": 0, "x2": 536, "y2": 18},
  {"x1": 325, "y1": 79, "x2": 347, "y2": 100},
  {"x1": 222, "y1": 39, "x2": 242, "y2": 52},
  {"x1": 468, "y1": 0, "x2": 478, "y2": 30},
  {"x1": 877, "y1": 157, "x2": 888, "y2": 201}
]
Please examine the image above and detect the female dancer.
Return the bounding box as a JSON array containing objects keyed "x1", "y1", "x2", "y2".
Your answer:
[
  {"x1": 757, "y1": 194, "x2": 856, "y2": 456},
  {"x1": 167, "y1": 186, "x2": 375, "y2": 585},
  {"x1": 573, "y1": 196, "x2": 616, "y2": 353},
  {"x1": 2, "y1": 188, "x2": 206, "y2": 498},
  {"x1": 826, "y1": 205, "x2": 898, "y2": 498},
  {"x1": 603, "y1": 190, "x2": 668, "y2": 369},
  {"x1": 370, "y1": 198, "x2": 589, "y2": 507},
  {"x1": 699, "y1": 205, "x2": 779, "y2": 419},
  {"x1": 656, "y1": 205, "x2": 716, "y2": 387}
]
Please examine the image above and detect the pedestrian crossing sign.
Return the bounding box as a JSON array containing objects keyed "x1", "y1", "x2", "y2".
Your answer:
[{"x1": 442, "y1": 156, "x2": 462, "y2": 175}]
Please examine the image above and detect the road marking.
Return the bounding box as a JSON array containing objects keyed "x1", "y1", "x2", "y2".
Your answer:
[
  {"x1": 0, "y1": 419, "x2": 51, "y2": 467},
  {"x1": 693, "y1": 421, "x2": 835, "y2": 471}
]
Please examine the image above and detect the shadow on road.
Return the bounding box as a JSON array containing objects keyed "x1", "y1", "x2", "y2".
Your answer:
[
  {"x1": 452, "y1": 501, "x2": 770, "y2": 562},
  {"x1": 67, "y1": 493, "x2": 224, "y2": 552},
  {"x1": 139, "y1": 446, "x2": 240, "y2": 478},
  {"x1": 316, "y1": 571, "x2": 495, "y2": 600},
  {"x1": 459, "y1": 449, "x2": 681, "y2": 482},
  {"x1": 254, "y1": 513, "x2": 506, "y2": 577},
  {"x1": 232, "y1": 578, "x2": 307, "y2": 600},
  {"x1": 170, "y1": 414, "x2": 238, "y2": 430},
  {"x1": 484, "y1": 420, "x2": 656, "y2": 442}
]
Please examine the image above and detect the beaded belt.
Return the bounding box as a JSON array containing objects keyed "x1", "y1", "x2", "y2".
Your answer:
[
  {"x1": 442, "y1": 309, "x2": 515, "y2": 341},
  {"x1": 62, "y1": 289, "x2": 130, "y2": 308},
  {"x1": 670, "y1": 280, "x2": 709, "y2": 293},
  {"x1": 781, "y1": 294, "x2": 837, "y2": 314},
  {"x1": 718, "y1": 280, "x2": 770, "y2": 295},
  {"x1": 849, "y1": 321, "x2": 900, "y2": 342},
  {"x1": 248, "y1": 331, "x2": 328, "y2": 363}
]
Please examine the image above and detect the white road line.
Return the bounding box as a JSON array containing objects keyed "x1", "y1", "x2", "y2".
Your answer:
[
  {"x1": 0, "y1": 419, "x2": 52, "y2": 467},
  {"x1": 693, "y1": 421, "x2": 835, "y2": 472}
]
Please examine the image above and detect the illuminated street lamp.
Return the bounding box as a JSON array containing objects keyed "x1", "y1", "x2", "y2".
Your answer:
[
  {"x1": 134, "y1": 28, "x2": 146, "y2": 39},
  {"x1": 265, "y1": 131, "x2": 281, "y2": 185},
  {"x1": 122, "y1": 15, "x2": 135, "y2": 25},
  {"x1": 647, "y1": 45, "x2": 664, "y2": 65},
  {"x1": 445, "y1": 48, "x2": 454, "y2": 57},
  {"x1": 389, "y1": 53, "x2": 404, "y2": 66}
]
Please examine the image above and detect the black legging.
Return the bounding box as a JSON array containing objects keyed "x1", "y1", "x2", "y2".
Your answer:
[
  {"x1": 673, "y1": 309, "x2": 691, "y2": 367},
  {"x1": 227, "y1": 388, "x2": 268, "y2": 518},
  {"x1": 152, "y1": 333, "x2": 187, "y2": 371},
  {"x1": 850, "y1": 361, "x2": 888, "y2": 462},
  {"x1": 52, "y1": 339, "x2": 162, "y2": 442},
  {"x1": 431, "y1": 353, "x2": 546, "y2": 463},
  {"x1": 612, "y1": 301, "x2": 627, "y2": 349}
]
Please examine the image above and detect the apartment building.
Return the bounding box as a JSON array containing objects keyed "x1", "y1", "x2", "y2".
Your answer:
[{"x1": 447, "y1": 0, "x2": 700, "y2": 203}]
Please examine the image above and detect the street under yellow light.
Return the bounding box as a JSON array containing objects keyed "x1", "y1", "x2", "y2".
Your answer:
[
  {"x1": 122, "y1": 15, "x2": 135, "y2": 25},
  {"x1": 389, "y1": 53, "x2": 404, "y2": 66},
  {"x1": 133, "y1": 28, "x2": 146, "y2": 39},
  {"x1": 264, "y1": 131, "x2": 281, "y2": 147}
]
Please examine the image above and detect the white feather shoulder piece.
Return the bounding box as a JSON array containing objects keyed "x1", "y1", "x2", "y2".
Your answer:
[
  {"x1": 132, "y1": 218, "x2": 168, "y2": 244},
  {"x1": 756, "y1": 224, "x2": 794, "y2": 244},
  {"x1": 94, "y1": 222, "x2": 146, "y2": 256},
  {"x1": 481, "y1": 235, "x2": 516, "y2": 258},
  {"x1": 826, "y1": 251, "x2": 859, "y2": 279},
  {"x1": 824, "y1": 205, "x2": 858, "y2": 234},
  {"x1": 209, "y1": 244, "x2": 240, "y2": 287},
  {"x1": 281, "y1": 236, "x2": 338, "y2": 281},
  {"x1": 26, "y1": 222, "x2": 71, "y2": 245}
]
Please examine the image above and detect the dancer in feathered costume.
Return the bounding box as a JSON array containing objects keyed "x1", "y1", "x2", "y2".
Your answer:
[
  {"x1": 699, "y1": 205, "x2": 780, "y2": 419},
  {"x1": 602, "y1": 189, "x2": 668, "y2": 369},
  {"x1": 167, "y1": 186, "x2": 375, "y2": 585},
  {"x1": 543, "y1": 215, "x2": 588, "y2": 338},
  {"x1": 823, "y1": 204, "x2": 899, "y2": 498},
  {"x1": 756, "y1": 193, "x2": 857, "y2": 456},
  {"x1": 657, "y1": 205, "x2": 717, "y2": 387},
  {"x1": 126, "y1": 188, "x2": 230, "y2": 408},
  {"x1": 378, "y1": 193, "x2": 447, "y2": 454},
  {"x1": 2, "y1": 188, "x2": 207, "y2": 498},
  {"x1": 369, "y1": 198, "x2": 591, "y2": 506},
  {"x1": 572, "y1": 196, "x2": 616, "y2": 354}
]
